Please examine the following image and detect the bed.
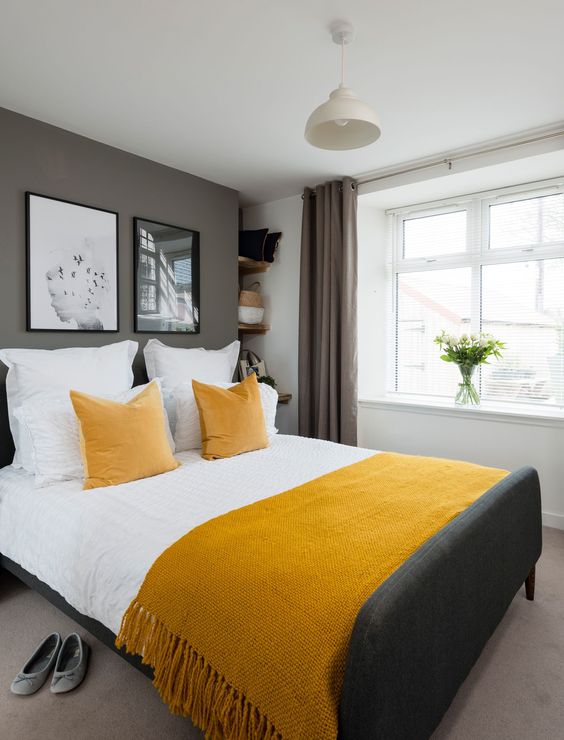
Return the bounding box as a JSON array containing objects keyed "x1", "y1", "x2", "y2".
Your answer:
[{"x1": 0, "y1": 434, "x2": 542, "y2": 739}]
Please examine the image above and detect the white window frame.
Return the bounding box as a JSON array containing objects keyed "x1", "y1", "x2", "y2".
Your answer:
[{"x1": 388, "y1": 177, "x2": 564, "y2": 407}]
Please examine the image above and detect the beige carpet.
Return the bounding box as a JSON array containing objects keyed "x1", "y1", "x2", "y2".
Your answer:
[{"x1": 1, "y1": 527, "x2": 563, "y2": 740}]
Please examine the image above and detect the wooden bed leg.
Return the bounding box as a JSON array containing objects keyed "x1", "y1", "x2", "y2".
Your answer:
[{"x1": 525, "y1": 565, "x2": 536, "y2": 601}]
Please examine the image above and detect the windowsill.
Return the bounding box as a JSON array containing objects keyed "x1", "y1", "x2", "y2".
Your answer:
[{"x1": 358, "y1": 394, "x2": 564, "y2": 428}]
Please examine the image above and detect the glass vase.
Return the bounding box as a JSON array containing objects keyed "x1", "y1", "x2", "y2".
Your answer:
[{"x1": 455, "y1": 364, "x2": 480, "y2": 406}]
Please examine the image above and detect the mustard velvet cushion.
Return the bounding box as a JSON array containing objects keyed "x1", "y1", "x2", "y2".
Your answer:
[
  {"x1": 70, "y1": 381, "x2": 179, "y2": 490},
  {"x1": 192, "y1": 373, "x2": 268, "y2": 460}
]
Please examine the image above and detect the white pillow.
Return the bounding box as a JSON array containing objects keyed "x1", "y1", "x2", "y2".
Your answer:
[
  {"x1": 15, "y1": 380, "x2": 174, "y2": 488},
  {"x1": 173, "y1": 379, "x2": 278, "y2": 452},
  {"x1": 0, "y1": 341, "x2": 138, "y2": 471},
  {"x1": 144, "y1": 339, "x2": 240, "y2": 392}
]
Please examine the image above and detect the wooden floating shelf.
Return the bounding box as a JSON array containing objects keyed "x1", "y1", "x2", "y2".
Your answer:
[
  {"x1": 238, "y1": 322, "x2": 270, "y2": 334},
  {"x1": 238, "y1": 256, "x2": 271, "y2": 274},
  {"x1": 237, "y1": 253, "x2": 290, "y2": 403}
]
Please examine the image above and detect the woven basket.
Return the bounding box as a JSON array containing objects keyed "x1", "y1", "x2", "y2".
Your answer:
[{"x1": 239, "y1": 281, "x2": 263, "y2": 309}]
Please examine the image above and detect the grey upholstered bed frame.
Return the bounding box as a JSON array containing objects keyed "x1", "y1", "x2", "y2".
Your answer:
[
  {"x1": 1, "y1": 466, "x2": 542, "y2": 740},
  {"x1": 340, "y1": 465, "x2": 542, "y2": 739}
]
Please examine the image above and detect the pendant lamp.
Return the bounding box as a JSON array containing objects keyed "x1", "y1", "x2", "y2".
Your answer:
[{"x1": 305, "y1": 21, "x2": 381, "y2": 150}]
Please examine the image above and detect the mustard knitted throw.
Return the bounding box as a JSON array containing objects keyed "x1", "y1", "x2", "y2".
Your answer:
[{"x1": 116, "y1": 452, "x2": 507, "y2": 740}]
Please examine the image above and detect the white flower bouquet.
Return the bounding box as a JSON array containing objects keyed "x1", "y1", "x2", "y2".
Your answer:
[{"x1": 434, "y1": 331, "x2": 505, "y2": 405}]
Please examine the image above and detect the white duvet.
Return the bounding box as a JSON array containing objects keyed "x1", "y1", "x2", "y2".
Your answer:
[{"x1": 0, "y1": 435, "x2": 375, "y2": 634}]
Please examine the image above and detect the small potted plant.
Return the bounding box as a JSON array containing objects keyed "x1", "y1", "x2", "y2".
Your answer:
[
  {"x1": 434, "y1": 331, "x2": 505, "y2": 406},
  {"x1": 257, "y1": 374, "x2": 277, "y2": 389}
]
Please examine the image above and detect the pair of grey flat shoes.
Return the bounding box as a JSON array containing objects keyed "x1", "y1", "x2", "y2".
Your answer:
[{"x1": 11, "y1": 632, "x2": 89, "y2": 696}]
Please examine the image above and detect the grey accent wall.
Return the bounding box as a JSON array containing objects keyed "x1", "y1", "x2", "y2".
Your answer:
[{"x1": 0, "y1": 107, "x2": 239, "y2": 466}]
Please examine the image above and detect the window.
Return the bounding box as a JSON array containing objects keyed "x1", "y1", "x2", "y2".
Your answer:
[
  {"x1": 396, "y1": 268, "x2": 472, "y2": 395},
  {"x1": 140, "y1": 253, "x2": 156, "y2": 281},
  {"x1": 139, "y1": 228, "x2": 156, "y2": 252},
  {"x1": 390, "y1": 182, "x2": 564, "y2": 409},
  {"x1": 139, "y1": 283, "x2": 157, "y2": 313},
  {"x1": 403, "y1": 209, "x2": 467, "y2": 258},
  {"x1": 173, "y1": 256, "x2": 191, "y2": 288},
  {"x1": 138, "y1": 228, "x2": 158, "y2": 314},
  {"x1": 489, "y1": 193, "x2": 564, "y2": 250}
]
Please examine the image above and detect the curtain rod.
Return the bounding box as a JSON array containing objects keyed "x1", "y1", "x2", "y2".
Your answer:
[
  {"x1": 384, "y1": 177, "x2": 564, "y2": 216},
  {"x1": 356, "y1": 129, "x2": 564, "y2": 187}
]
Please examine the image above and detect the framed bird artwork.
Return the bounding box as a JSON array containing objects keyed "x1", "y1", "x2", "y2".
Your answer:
[{"x1": 26, "y1": 192, "x2": 118, "y2": 331}]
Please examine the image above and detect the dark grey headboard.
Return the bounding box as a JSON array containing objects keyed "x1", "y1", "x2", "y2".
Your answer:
[{"x1": 0, "y1": 106, "x2": 239, "y2": 467}]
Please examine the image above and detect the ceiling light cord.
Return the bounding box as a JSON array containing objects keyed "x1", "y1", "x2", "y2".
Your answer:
[{"x1": 333, "y1": 37, "x2": 349, "y2": 126}]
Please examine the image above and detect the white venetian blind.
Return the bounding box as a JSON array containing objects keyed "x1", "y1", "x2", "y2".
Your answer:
[
  {"x1": 403, "y1": 210, "x2": 467, "y2": 258},
  {"x1": 396, "y1": 267, "x2": 472, "y2": 396},
  {"x1": 489, "y1": 192, "x2": 564, "y2": 249},
  {"x1": 392, "y1": 187, "x2": 564, "y2": 407}
]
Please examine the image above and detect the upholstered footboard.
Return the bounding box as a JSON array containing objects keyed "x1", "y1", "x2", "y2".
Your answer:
[{"x1": 339, "y1": 466, "x2": 542, "y2": 740}]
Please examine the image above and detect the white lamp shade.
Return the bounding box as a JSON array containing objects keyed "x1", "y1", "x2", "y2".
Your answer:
[{"x1": 304, "y1": 85, "x2": 381, "y2": 150}]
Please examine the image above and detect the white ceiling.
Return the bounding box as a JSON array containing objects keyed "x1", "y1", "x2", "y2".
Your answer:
[{"x1": 1, "y1": 1, "x2": 563, "y2": 205}]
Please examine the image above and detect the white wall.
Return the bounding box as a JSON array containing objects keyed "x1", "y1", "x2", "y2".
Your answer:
[
  {"x1": 357, "y1": 205, "x2": 389, "y2": 400},
  {"x1": 242, "y1": 195, "x2": 302, "y2": 434},
  {"x1": 358, "y1": 402, "x2": 564, "y2": 529}
]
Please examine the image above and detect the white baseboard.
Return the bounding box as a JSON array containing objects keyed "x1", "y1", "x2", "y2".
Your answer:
[{"x1": 542, "y1": 511, "x2": 564, "y2": 530}]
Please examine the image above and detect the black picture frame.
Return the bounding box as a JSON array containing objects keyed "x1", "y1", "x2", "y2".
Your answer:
[
  {"x1": 26, "y1": 192, "x2": 119, "y2": 332},
  {"x1": 133, "y1": 217, "x2": 200, "y2": 334}
]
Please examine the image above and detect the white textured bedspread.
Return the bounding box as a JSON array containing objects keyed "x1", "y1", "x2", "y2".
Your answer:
[{"x1": 0, "y1": 435, "x2": 375, "y2": 633}]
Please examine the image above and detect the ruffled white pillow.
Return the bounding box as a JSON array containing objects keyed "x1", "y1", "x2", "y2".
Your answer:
[
  {"x1": 143, "y1": 339, "x2": 240, "y2": 391},
  {"x1": 15, "y1": 379, "x2": 173, "y2": 488},
  {"x1": 0, "y1": 340, "x2": 138, "y2": 471},
  {"x1": 173, "y1": 380, "x2": 278, "y2": 452}
]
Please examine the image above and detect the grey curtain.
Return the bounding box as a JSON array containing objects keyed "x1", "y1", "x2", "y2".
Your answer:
[{"x1": 298, "y1": 177, "x2": 358, "y2": 445}]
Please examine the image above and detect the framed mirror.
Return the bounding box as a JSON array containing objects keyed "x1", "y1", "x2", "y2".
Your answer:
[{"x1": 134, "y1": 218, "x2": 200, "y2": 333}]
